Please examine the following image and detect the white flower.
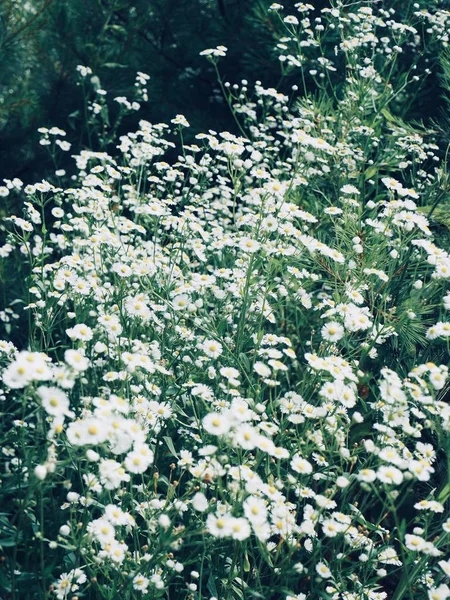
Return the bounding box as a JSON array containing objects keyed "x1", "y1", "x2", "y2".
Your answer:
[
  {"x1": 124, "y1": 447, "x2": 154, "y2": 474},
  {"x1": 268, "y1": 359, "x2": 288, "y2": 371},
  {"x1": 133, "y1": 574, "x2": 150, "y2": 592},
  {"x1": 316, "y1": 562, "x2": 332, "y2": 579},
  {"x1": 192, "y1": 492, "x2": 208, "y2": 512},
  {"x1": 290, "y1": 454, "x2": 313, "y2": 475},
  {"x1": 101, "y1": 540, "x2": 127, "y2": 564},
  {"x1": 220, "y1": 367, "x2": 239, "y2": 380},
  {"x1": 206, "y1": 513, "x2": 232, "y2": 537},
  {"x1": 414, "y1": 500, "x2": 444, "y2": 513},
  {"x1": 428, "y1": 584, "x2": 450, "y2": 600},
  {"x1": 438, "y1": 559, "x2": 450, "y2": 577},
  {"x1": 261, "y1": 216, "x2": 279, "y2": 232},
  {"x1": 37, "y1": 386, "x2": 71, "y2": 417},
  {"x1": 321, "y1": 321, "x2": 344, "y2": 342},
  {"x1": 203, "y1": 412, "x2": 232, "y2": 436},
  {"x1": 341, "y1": 185, "x2": 360, "y2": 195},
  {"x1": 172, "y1": 294, "x2": 190, "y2": 310},
  {"x1": 243, "y1": 496, "x2": 268, "y2": 525},
  {"x1": 382, "y1": 178, "x2": 402, "y2": 192},
  {"x1": 443, "y1": 292, "x2": 450, "y2": 310},
  {"x1": 98, "y1": 459, "x2": 130, "y2": 489},
  {"x1": 253, "y1": 362, "x2": 271, "y2": 377},
  {"x1": 357, "y1": 469, "x2": 376, "y2": 483},
  {"x1": 53, "y1": 572, "x2": 78, "y2": 600},
  {"x1": 408, "y1": 460, "x2": 434, "y2": 481},
  {"x1": 64, "y1": 349, "x2": 89, "y2": 371},
  {"x1": 76, "y1": 65, "x2": 92, "y2": 77},
  {"x1": 88, "y1": 517, "x2": 115, "y2": 546},
  {"x1": 429, "y1": 369, "x2": 447, "y2": 390},
  {"x1": 171, "y1": 114, "x2": 190, "y2": 127},
  {"x1": 178, "y1": 450, "x2": 194, "y2": 467},
  {"x1": 378, "y1": 547, "x2": 402, "y2": 566},
  {"x1": 66, "y1": 323, "x2": 93, "y2": 341},
  {"x1": 74, "y1": 418, "x2": 109, "y2": 446},
  {"x1": 86, "y1": 449, "x2": 100, "y2": 462},
  {"x1": 34, "y1": 465, "x2": 48, "y2": 480},
  {"x1": 56, "y1": 140, "x2": 71, "y2": 151},
  {"x1": 158, "y1": 514, "x2": 171, "y2": 529},
  {"x1": 404, "y1": 534, "x2": 427, "y2": 552},
  {"x1": 322, "y1": 519, "x2": 344, "y2": 537},
  {"x1": 234, "y1": 424, "x2": 258, "y2": 450},
  {"x1": 239, "y1": 237, "x2": 261, "y2": 253},
  {"x1": 104, "y1": 505, "x2": 132, "y2": 526},
  {"x1": 377, "y1": 466, "x2": 403, "y2": 485},
  {"x1": 324, "y1": 206, "x2": 343, "y2": 216},
  {"x1": 201, "y1": 339, "x2": 223, "y2": 359},
  {"x1": 199, "y1": 45, "x2": 228, "y2": 57},
  {"x1": 2, "y1": 352, "x2": 52, "y2": 388},
  {"x1": 336, "y1": 476, "x2": 350, "y2": 488},
  {"x1": 229, "y1": 517, "x2": 251, "y2": 540}
]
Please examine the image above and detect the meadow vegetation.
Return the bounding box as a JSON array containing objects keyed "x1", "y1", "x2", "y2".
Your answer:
[{"x1": 0, "y1": 2, "x2": 449, "y2": 599}]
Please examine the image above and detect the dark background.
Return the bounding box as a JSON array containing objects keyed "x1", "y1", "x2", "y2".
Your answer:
[{"x1": 0, "y1": 0, "x2": 448, "y2": 187}]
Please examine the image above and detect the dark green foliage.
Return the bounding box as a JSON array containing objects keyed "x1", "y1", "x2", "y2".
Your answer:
[
  {"x1": 0, "y1": 0, "x2": 285, "y2": 182},
  {"x1": 1, "y1": 0, "x2": 449, "y2": 183}
]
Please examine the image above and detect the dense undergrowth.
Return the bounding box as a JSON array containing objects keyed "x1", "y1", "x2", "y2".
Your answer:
[{"x1": 0, "y1": 2, "x2": 450, "y2": 600}]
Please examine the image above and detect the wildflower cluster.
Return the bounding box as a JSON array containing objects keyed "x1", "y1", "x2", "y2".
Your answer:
[{"x1": 0, "y1": 2, "x2": 449, "y2": 600}]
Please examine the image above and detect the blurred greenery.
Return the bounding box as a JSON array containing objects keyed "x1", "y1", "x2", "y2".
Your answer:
[
  {"x1": 1, "y1": 0, "x2": 448, "y2": 185},
  {"x1": 0, "y1": 0, "x2": 288, "y2": 183}
]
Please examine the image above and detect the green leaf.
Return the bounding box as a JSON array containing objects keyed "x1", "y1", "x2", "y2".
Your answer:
[
  {"x1": 102, "y1": 62, "x2": 128, "y2": 69},
  {"x1": 247, "y1": 590, "x2": 265, "y2": 599},
  {"x1": 0, "y1": 568, "x2": 11, "y2": 592},
  {"x1": 381, "y1": 107, "x2": 395, "y2": 122},
  {"x1": 418, "y1": 205, "x2": 450, "y2": 229},
  {"x1": 437, "y1": 481, "x2": 450, "y2": 504},
  {"x1": 163, "y1": 436, "x2": 178, "y2": 458},
  {"x1": 243, "y1": 552, "x2": 250, "y2": 572},
  {"x1": 106, "y1": 24, "x2": 128, "y2": 37},
  {"x1": 0, "y1": 514, "x2": 18, "y2": 548},
  {"x1": 238, "y1": 352, "x2": 251, "y2": 371},
  {"x1": 364, "y1": 166, "x2": 377, "y2": 180},
  {"x1": 207, "y1": 572, "x2": 218, "y2": 598}
]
